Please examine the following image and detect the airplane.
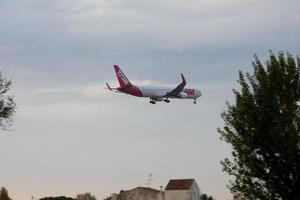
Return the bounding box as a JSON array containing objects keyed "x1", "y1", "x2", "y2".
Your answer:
[{"x1": 106, "y1": 65, "x2": 201, "y2": 104}]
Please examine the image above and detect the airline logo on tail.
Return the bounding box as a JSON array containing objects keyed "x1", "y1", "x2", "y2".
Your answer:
[
  {"x1": 114, "y1": 65, "x2": 131, "y2": 88},
  {"x1": 117, "y1": 70, "x2": 129, "y2": 85}
]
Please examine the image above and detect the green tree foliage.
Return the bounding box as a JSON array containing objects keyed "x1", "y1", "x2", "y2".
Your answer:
[
  {"x1": 116, "y1": 190, "x2": 127, "y2": 200},
  {"x1": 200, "y1": 193, "x2": 215, "y2": 200},
  {"x1": 103, "y1": 190, "x2": 127, "y2": 200},
  {"x1": 218, "y1": 51, "x2": 300, "y2": 200},
  {"x1": 75, "y1": 193, "x2": 97, "y2": 200},
  {"x1": 0, "y1": 72, "x2": 16, "y2": 130},
  {"x1": 0, "y1": 187, "x2": 12, "y2": 200},
  {"x1": 39, "y1": 196, "x2": 73, "y2": 200}
]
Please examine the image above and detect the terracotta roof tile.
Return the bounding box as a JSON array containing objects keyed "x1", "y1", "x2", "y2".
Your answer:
[{"x1": 165, "y1": 179, "x2": 195, "y2": 190}]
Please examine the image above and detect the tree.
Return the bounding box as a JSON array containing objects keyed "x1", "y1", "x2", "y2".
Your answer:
[
  {"x1": 39, "y1": 196, "x2": 73, "y2": 200},
  {"x1": 75, "y1": 193, "x2": 97, "y2": 200},
  {"x1": 103, "y1": 190, "x2": 127, "y2": 200},
  {"x1": 0, "y1": 72, "x2": 16, "y2": 130},
  {"x1": 200, "y1": 193, "x2": 215, "y2": 200},
  {"x1": 218, "y1": 51, "x2": 300, "y2": 200},
  {"x1": 0, "y1": 187, "x2": 12, "y2": 200}
]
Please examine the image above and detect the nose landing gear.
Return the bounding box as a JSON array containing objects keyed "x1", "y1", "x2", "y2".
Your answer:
[{"x1": 164, "y1": 99, "x2": 170, "y2": 103}]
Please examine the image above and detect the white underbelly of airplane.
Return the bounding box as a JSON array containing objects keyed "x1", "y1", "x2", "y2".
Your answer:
[
  {"x1": 138, "y1": 86, "x2": 196, "y2": 99},
  {"x1": 139, "y1": 87, "x2": 170, "y2": 98}
]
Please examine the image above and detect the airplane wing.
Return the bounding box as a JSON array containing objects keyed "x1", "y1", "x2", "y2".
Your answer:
[{"x1": 165, "y1": 73, "x2": 186, "y2": 97}]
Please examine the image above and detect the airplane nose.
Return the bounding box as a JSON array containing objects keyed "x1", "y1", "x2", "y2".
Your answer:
[{"x1": 197, "y1": 90, "x2": 202, "y2": 97}]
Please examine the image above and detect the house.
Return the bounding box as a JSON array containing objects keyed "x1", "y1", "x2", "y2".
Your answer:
[
  {"x1": 126, "y1": 187, "x2": 165, "y2": 200},
  {"x1": 110, "y1": 187, "x2": 165, "y2": 200},
  {"x1": 109, "y1": 179, "x2": 201, "y2": 200},
  {"x1": 164, "y1": 179, "x2": 201, "y2": 200}
]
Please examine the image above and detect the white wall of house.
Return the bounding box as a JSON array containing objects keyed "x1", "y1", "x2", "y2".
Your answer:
[
  {"x1": 190, "y1": 182, "x2": 201, "y2": 200},
  {"x1": 165, "y1": 190, "x2": 189, "y2": 200}
]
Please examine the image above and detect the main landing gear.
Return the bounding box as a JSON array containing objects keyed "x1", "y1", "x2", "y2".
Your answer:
[
  {"x1": 150, "y1": 98, "x2": 170, "y2": 104},
  {"x1": 150, "y1": 100, "x2": 156, "y2": 104},
  {"x1": 193, "y1": 99, "x2": 197, "y2": 104}
]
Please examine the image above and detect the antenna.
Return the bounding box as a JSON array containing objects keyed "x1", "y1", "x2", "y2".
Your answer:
[{"x1": 145, "y1": 173, "x2": 153, "y2": 188}]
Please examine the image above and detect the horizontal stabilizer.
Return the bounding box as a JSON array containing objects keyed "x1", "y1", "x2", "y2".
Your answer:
[
  {"x1": 106, "y1": 82, "x2": 113, "y2": 91},
  {"x1": 105, "y1": 83, "x2": 121, "y2": 93}
]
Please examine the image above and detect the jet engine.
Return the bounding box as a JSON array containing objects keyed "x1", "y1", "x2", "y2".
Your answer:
[
  {"x1": 151, "y1": 98, "x2": 163, "y2": 102},
  {"x1": 179, "y1": 92, "x2": 188, "y2": 99}
]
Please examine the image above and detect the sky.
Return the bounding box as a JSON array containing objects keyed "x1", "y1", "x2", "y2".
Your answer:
[{"x1": 0, "y1": 0, "x2": 299, "y2": 200}]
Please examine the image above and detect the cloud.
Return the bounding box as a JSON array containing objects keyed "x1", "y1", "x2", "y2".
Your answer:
[
  {"x1": 60, "y1": 0, "x2": 300, "y2": 49},
  {"x1": 1, "y1": 0, "x2": 299, "y2": 76},
  {"x1": 0, "y1": 1, "x2": 300, "y2": 200}
]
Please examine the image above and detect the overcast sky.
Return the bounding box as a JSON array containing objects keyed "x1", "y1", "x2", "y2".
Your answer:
[{"x1": 0, "y1": 1, "x2": 299, "y2": 200}]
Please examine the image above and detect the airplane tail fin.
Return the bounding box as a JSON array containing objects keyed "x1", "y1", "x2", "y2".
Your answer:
[{"x1": 114, "y1": 65, "x2": 132, "y2": 88}]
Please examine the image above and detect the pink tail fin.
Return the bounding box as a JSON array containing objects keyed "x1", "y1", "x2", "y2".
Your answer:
[{"x1": 114, "y1": 65, "x2": 131, "y2": 88}]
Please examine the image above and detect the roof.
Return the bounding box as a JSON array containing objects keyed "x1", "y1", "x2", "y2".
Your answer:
[
  {"x1": 128, "y1": 187, "x2": 161, "y2": 193},
  {"x1": 165, "y1": 179, "x2": 195, "y2": 190}
]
